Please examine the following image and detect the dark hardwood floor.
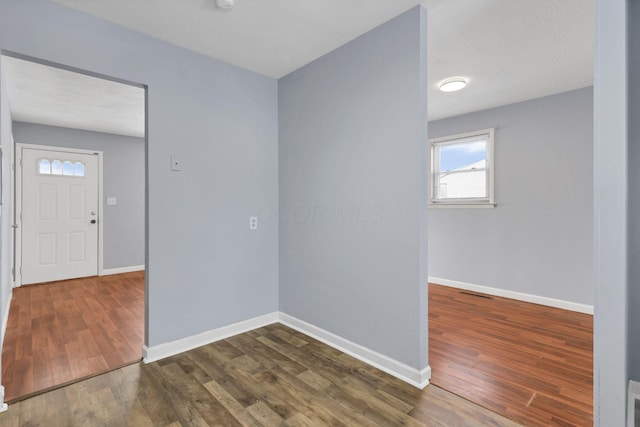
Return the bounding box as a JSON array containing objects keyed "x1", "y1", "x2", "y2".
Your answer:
[
  {"x1": 1, "y1": 271, "x2": 144, "y2": 402},
  {"x1": 429, "y1": 283, "x2": 593, "y2": 426},
  {"x1": 0, "y1": 323, "x2": 518, "y2": 426}
]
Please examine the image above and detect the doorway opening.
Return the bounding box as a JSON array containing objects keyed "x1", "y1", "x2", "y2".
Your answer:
[
  {"x1": 424, "y1": 1, "x2": 595, "y2": 425},
  {"x1": 0, "y1": 52, "x2": 147, "y2": 402}
]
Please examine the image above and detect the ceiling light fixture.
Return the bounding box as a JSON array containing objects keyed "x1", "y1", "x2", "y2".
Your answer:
[
  {"x1": 216, "y1": 0, "x2": 234, "y2": 10},
  {"x1": 439, "y1": 77, "x2": 468, "y2": 92}
]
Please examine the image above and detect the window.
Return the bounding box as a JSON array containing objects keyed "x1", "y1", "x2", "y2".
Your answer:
[
  {"x1": 62, "y1": 161, "x2": 73, "y2": 176},
  {"x1": 73, "y1": 162, "x2": 85, "y2": 177},
  {"x1": 38, "y1": 159, "x2": 85, "y2": 177},
  {"x1": 38, "y1": 159, "x2": 51, "y2": 175},
  {"x1": 429, "y1": 128, "x2": 495, "y2": 206},
  {"x1": 52, "y1": 159, "x2": 62, "y2": 175}
]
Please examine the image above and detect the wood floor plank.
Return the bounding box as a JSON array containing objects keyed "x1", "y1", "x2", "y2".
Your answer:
[
  {"x1": 336, "y1": 375, "x2": 425, "y2": 427},
  {"x1": 202, "y1": 380, "x2": 262, "y2": 427},
  {"x1": 283, "y1": 412, "x2": 315, "y2": 427},
  {"x1": 246, "y1": 400, "x2": 283, "y2": 426},
  {"x1": 227, "y1": 333, "x2": 308, "y2": 377},
  {"x1": 159, "y1": 361, "x2": 242, "y2": 427},
  {"x1": 143, "y1": 362, "x2": 212, "y2": 427},
  {"x1": 1, "y1": 272, "x2": 144, "y2": 402},
  {"x1": 267, "y1": 365, "x2": 374, "y2": 426},
  {"x1": 257, "y1": 368, "x2": 360, "y2": 426},
  {"x1": 429, "y1": 283, "x2": 593, "y2": 426},
  {"x1": 296, "y1": 369, "x2": 332, "y2": 391},
  {"x1": 136, "y1": 366, "x2": 182, "y2": 426},
  {"x1": 188, "y1": 345, "x2": 263, "y2": 409}
]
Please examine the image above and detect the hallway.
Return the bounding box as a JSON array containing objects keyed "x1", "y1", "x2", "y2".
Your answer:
[{"x1": 1, "y1": 271, "x2": 144, "y2": 401}]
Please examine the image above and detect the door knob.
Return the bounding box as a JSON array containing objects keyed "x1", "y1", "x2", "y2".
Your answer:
[{"x1": 90, "y1": 219, "x2": 96, "y2": 224}]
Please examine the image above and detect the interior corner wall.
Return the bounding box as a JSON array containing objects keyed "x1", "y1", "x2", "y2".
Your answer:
[
  {"x1": 278, "y1": 6, "x2": 428, "y2": 370},
  {"x1": 428, "y1": 88, "x2": 594, "y2": 306},
  {"x1": 12, "y1": 122, "x2": 145, "y2": 271},
  {"x1": 628, "y1": 0, "x2": 640, "y2": 382},
  {"x1": 0, "y1": 0, "x2": 279, "y2": 347}
]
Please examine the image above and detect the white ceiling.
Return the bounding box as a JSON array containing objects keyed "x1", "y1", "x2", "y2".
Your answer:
[
  {"x1": 2, "y1": 56, "x2": 145, "y2": 138},
  {"x1": 53, "y1": 0, "x2": 424, "y2": 80},
  {"x1": 427, "y1": 0, "x2": 594, "y2": 120},
  {"x1": 3, "y1": 0, "x2": 594, "y2": 137}
]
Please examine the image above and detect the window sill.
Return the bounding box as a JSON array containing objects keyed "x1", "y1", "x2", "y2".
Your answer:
[{"x1": 428, "y1": 203, "x2": 496, "y2": 209}]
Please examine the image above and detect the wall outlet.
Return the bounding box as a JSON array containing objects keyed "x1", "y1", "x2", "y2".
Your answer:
[
  {"x1": 107, "y1": 197, "x2": 117, "y2": 205},
  {"x1": 170, "y1": 155, "x2": 182, "y2": 171},
  {"x1": 249, "y1": 216, "x2": 258, "y2": 230}
]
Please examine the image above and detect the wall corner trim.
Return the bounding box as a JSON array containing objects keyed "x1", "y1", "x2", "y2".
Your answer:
[
  {"x1": 142, "y1": 312, "x2": 279, "y2": 363},
  {"x1": 428, "y1": 277, "x2": 594, "y2": 315},
  {"x1": 101, "y1": 265, "x2": 145, "y2": 276},
  {"x1": 279, "y1": 312, "x2": 430, "y2": 389}
]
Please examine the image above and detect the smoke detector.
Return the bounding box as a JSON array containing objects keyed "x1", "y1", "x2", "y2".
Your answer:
[{"x1": 216, "y1": 0, "x2": 234, "y2": 10}]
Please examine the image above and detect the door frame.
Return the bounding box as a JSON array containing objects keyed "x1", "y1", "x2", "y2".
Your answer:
[{"x1": 14, "y1": 143, "x2": 104, "y2": 287}]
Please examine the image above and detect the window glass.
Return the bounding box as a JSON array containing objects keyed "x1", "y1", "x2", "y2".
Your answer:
[
  {"x1": 73, "y1": 162, "x2": 85, "y2": 177},
  {"x1": 438, "y1": 140, "x2": 486, "y2": 172},
  {"x1": 38, "y1": 159, "x2": 51, "y2": 175},
  {"x1": 434, "y1": 169, "x2": 487, "y2": 200},
  {"x1": 51, "y1": 160, "x2": 62, "y2": 175},
  {"x1": 37, "y1": 158, "x2": 87, "y2": 178},
  {"x1": 62, "y1": 161, "x2": 74, "y2": 176}
]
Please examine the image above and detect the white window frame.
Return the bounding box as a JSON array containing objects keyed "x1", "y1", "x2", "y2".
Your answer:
[{"x1": 429, "y1": 128, "x2": 495, "y2": 208}]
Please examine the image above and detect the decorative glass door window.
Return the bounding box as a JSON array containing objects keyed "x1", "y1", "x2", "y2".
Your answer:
[{"x1": 38, "y1": 159, "x2": 85, "y2": 177}]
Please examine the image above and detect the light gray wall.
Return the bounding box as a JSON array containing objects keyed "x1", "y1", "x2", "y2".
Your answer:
[
  {"x1": 593, "y1": 0, "x2": 628, "y2": 424},
  {"x1": 628, "y1": 0, "x2": 640, "y2": 382},
  {"x1": 428, "y1": 88, "x2": 594, "y2": 306},
  {"x1": 12, "y1": 122, "x2": 144, "y2": 271},
  {"x1": 278, "y1": 7, "x2": 428, "y2": 369},
  {"x1": 0, "y1": 0, "x2": 279, "y2": 346}
]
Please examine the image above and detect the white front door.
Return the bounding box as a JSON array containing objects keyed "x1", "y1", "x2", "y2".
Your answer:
[{"x1": 20, "y1": 147, "x2": 99, "y2": 285}]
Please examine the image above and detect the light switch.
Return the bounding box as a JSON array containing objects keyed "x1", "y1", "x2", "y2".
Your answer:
[
  {"x1": 170, "y1": 155, "x2": 182, "y2": 171},
  {"x1": 107, "y1": 197, "x2": 117, "y2": 206}
]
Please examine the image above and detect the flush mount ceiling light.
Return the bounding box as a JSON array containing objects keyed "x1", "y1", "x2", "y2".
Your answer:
[
  {"x1": 439, "y1": 77, "x2": 468, "y2": 92},
  {"x1": 216, "y1": 0, "x2": 235, "y2": 10}
]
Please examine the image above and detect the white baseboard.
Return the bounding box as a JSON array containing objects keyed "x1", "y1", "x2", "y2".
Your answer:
[
  {"x1": 278, "y1": 312, "x2": 430, "y2": 389},
  {"x1": 101, "y1": 265, "x2": 145, "y2": 276},
  {"x1": 142, "y1": 312, "x2": 279, "y2": 363},
  {"x1": 429, "y1": 277, "x2": 594, "y2": 315},
  {"x1": 0, "y1": 385, "x2": 7, "y2": 413},
  {"x1": 142, "y1": 310, "x2": 430, "y2": 390},
  {"x1": 628, "y1": 380, "x2": 640, "y2": 427}
]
